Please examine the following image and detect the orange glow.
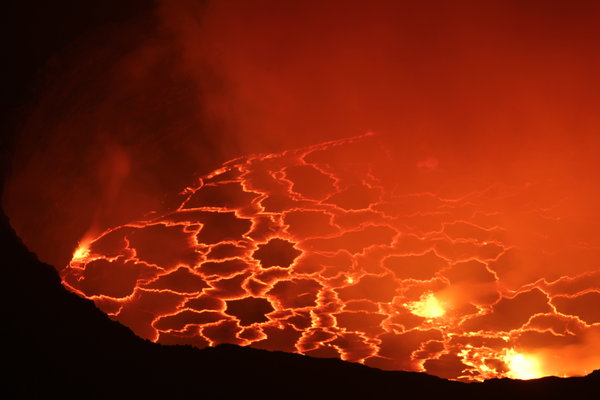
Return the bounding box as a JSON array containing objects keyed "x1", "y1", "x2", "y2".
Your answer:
[
  {"x1": 504, "y1": 350, "x2": 543, "y2": 380},
  {"x1": 72, "y1": 242, "x2": 91, "y2": 262},
  {"x1": 406, "y1": 292, "x2": 446, "y2": 319}
]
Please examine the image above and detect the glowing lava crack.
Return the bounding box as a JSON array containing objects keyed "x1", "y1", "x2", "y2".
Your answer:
[{"x1": 62, "y1": 134, "x2": 600, "y2": 382}]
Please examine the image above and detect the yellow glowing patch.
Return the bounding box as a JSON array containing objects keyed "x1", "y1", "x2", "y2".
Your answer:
[
  {"x1": 505, "y1": 350, "x2": 542, "y2": 380},
  {"x1": 72, "y1": 243, "x2": 90, "y2": 262},
  {"x1": 407, "y1": 292, "x2": 445, "y2": 318}
]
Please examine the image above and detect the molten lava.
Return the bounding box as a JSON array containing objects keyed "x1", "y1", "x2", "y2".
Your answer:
[
  {"x1": 406, "y1": 292, "x2": 445, "y2": 319},
  {"x1": 504, "y1": 350, "x2": 542, "y2": 380},
  {"x1": 61, "y1": 134, "x2": 600, "y2": 382}
]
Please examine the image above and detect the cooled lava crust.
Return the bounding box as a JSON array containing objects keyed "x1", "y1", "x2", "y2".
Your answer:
[{"x1": 61, "y1": 134, "x2": 600, "y2": 381}]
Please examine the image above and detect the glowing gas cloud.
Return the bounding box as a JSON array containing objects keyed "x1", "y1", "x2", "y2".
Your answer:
[{"x1": 62, "y1": 135, "x2": 600, "y2": 382}]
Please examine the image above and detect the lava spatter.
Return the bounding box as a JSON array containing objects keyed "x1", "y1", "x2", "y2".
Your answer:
[{"x1": 62, "y1": 134, "x2": 600, "y2": 382}]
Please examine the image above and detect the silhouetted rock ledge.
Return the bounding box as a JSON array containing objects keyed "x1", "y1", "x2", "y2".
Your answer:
[{"x1": 2, "y1": 208, "x2": 598, "y2": 399}]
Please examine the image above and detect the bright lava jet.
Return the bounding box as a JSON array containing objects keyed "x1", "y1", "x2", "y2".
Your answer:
[{"x1": 61, "y1": 134, "x2": 600, "y2": 382}]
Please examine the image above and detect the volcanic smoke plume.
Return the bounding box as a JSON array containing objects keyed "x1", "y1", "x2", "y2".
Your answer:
[{"x1": 3, "y1": 0, "x2": 600, "y2": 383}]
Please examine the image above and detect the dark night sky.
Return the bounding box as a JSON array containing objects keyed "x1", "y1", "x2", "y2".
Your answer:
[{"x1": 2, "y1": 0, "x2": 154, "y2": 182}]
